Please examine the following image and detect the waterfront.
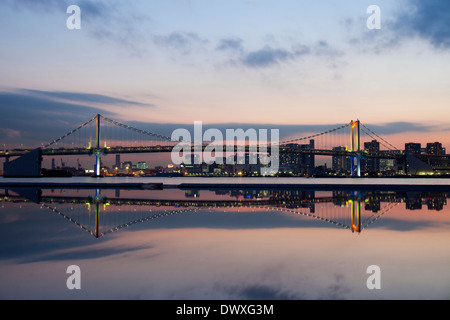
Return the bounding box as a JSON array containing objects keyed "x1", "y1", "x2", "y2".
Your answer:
[
  {"x1": 3, "y1": 176, "x2": 450, "y2": 188},
  {"x1": 1, "y1": 180, "x2": 450, "y2": 300}
]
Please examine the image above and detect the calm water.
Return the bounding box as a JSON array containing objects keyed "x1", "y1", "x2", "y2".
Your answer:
[{"x1": 1, "y1": 179, "x2": 450, "y2": 300}]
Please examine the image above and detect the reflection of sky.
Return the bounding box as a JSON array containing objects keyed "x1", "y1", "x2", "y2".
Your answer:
[{"x1": 1, "y1": 192, "x2": 450, "y2": 300}]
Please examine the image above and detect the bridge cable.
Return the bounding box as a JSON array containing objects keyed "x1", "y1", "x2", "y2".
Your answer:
[
  {"x1": 280, "y1": 123, "x2": 350, "y2": 145},
  {"x1": 100, "y1": 115, "x2": 175, "y2": 142},
  {"x1": 43, "y1": 116, "x2": 97, "y2": 149},
  {"x1": 360, "y1": 122, "x2": 399, "y2": 151}
]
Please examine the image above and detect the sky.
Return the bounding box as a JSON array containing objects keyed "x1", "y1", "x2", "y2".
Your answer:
[{"x1": 1, "y1": 0, "x2": 450, "y2": 150}]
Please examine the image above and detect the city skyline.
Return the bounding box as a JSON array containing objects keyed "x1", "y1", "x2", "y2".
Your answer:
[
  {"x1": 29, "y1": 136, "x2": 450, "y2": 178},
  {"x1": 1, "y1": 0, "x2": 450, "y2": 150}
]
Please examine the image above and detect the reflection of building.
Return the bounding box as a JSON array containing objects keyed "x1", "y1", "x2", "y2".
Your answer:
[
  {"x1": 405, "y1": 194, "x2": 447, "y2": 211},
  {"x1": 364, "y1": 198, "x2": 381, "y2": 213},
  {"x1": 332, "y1": 191, "x2": 350, "y2": 206},
  {"x1": 212, "y1": 189, "x2": 316, "y2": 213},
  {"x1": 185, "y1": 190, "x2": 200, "y2": 198},
  {"x1": 406, "y1": 198, "x2": 422, "y2": 210},
  {"x1": 270, "y1": 190, "x2": 315, "y2": 212},
  {"x1": 426, "y1": 196, "x2": 446, "y2": 211}
]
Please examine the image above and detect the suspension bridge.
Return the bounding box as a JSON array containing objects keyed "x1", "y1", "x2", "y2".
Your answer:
[{"x1": 0, "y1": 114, "x2": 442, "y2": 177}]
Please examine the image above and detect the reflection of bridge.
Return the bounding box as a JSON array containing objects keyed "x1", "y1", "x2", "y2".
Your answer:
[
  {"x1": 2, "y1": 188, "x2": 447, "y2": 238},
  {"x1": 3, "y1": 114, "x2": 442, "y2": 178}
]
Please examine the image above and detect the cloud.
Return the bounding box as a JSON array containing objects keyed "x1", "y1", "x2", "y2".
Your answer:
[
  {"x1": 0, "y1": 89, "x2": 152, "y2": 146},
  {"x1": 152, "y1": 32, "x2": 209, "y2": 55},
  {"x1": 313, "y1": 41, "x2": 343, "y2": 58},
  {"x1": 324, "y1": 273, "x2": 351, "y2": 300},
  {"x1": 0, "y1": 128, "x2": 21, "y2": 139},
  {"x1": 224, "y1": 284, "x2": 302, "y2": 300},
  {"x1": 233, "y1": 40, "x2": 342, "y2": 69},
  {"x1": 374, "y1": 217, "x2": 437, "y2": 232},
  {"x1": 21, "y1": 245, "x2": 152, "y2": 263},
  {"x1": 22, "y1": 89, "x2": 154, "y2": 108},
  {"x1": 4, "y1": 0, "x2": 151, "y2": 57},
  {"x1": 5, "y1": 0, "x2": 66, "y2": 12},
  {"x1": 5, "y1": 0, "x2": 112, "y2": 20},
  {"x1": 395, "y1": 0, "x2": 450, "y2": 49},
  {"x1": 347, "y1": 0, "x2": 450, "y2": 53},
  {"x1": 360, "y1": 121, "x2": 434, "y2": 135},
  {"x1": 216, "y1": 38, "x2": 244, "y2": 52},
  {"x1": 241, "y1": 46, "x2": 296, "y2": 68},
  {"x1": 76, "y1": 0, "x2": 110, "y2": 20}
]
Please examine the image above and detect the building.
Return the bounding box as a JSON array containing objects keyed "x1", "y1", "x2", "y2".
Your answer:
[
  {"x1": 426, "y1": 142, "x2": 445, "y2": 156},
  {"x1": 280, "y1": 140, "x2": 315, "y2": 176},
  {"x1": 3, "y1": 148, "x2": 42, "y2": 177},
  {"x1": 332, "y1": 146, "x2": 351, "y2": 175},
  {"x1": 426, "y1": 142, "x2": 445, "y2": 167},
  {"x1": 279, "y1": 144, "x2": 301, "y2": 175},
  {"x1": 136, "y1": 161, "x2": 148, "y2": 170},
  {"x1": 180, "y1": 154, "x2": 204, "y2": 175},
  {"x1": 377, "y1": 150, "x2": 404, "y2": 175},
  {"x1": 405, "y1": 143, "x2": 421, "y2": 155},
  {"x1": 121, "y1": 161, "x2": 132, "y2": 170},
  {"x1": 362, "y1": 140, "x2": 380, "y2": 175}
]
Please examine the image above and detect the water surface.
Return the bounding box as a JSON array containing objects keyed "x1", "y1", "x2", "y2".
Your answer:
[{"x1": 1, "y1": 183, "x2": 449, "y2": 300}]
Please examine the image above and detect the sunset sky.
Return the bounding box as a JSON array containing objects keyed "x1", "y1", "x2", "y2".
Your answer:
[{"x1": 1, "y1": 0, "x2": 450, "y2": 149}]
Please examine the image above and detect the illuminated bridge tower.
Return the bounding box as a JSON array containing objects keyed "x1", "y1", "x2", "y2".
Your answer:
[
  {"x1": 93, "y1": 114, "x2": 103, "y2": 177},
  {"x1": 350, "y1": 120, "x2": 361, "y2": 177}
]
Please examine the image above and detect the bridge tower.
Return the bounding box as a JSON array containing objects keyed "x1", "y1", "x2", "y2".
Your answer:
[
  {"x1": 350, "y1": 120, "x2": 361, "y2": 177},
  {"x1": 93, "y1": 114, "x2": 103, "y2": 177}
]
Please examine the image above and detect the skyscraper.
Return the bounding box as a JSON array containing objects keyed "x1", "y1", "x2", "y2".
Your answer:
[
  {"x1": 405, "y1": 143, "x2": 421, "y2": 155},
  {"x1": 280, "y1": 140, "x2": 315, "y2": 176},
  {"x1": 426, "y1": 142, "x2": 445, "y2": 167},
  {"x1": 332, "y1": 146, "x2": 351, "y2": 174},
  {"x1": 426, "y1": 142, "x2": 445, "y2": 156},
  {"x1": 362, "y1": 140, "x2": 380, "y2": 175}
]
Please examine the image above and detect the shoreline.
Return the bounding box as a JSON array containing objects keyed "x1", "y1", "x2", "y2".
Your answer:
[{"x1": 2, "y1": 176, "x2": 450, "y2": 190}]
